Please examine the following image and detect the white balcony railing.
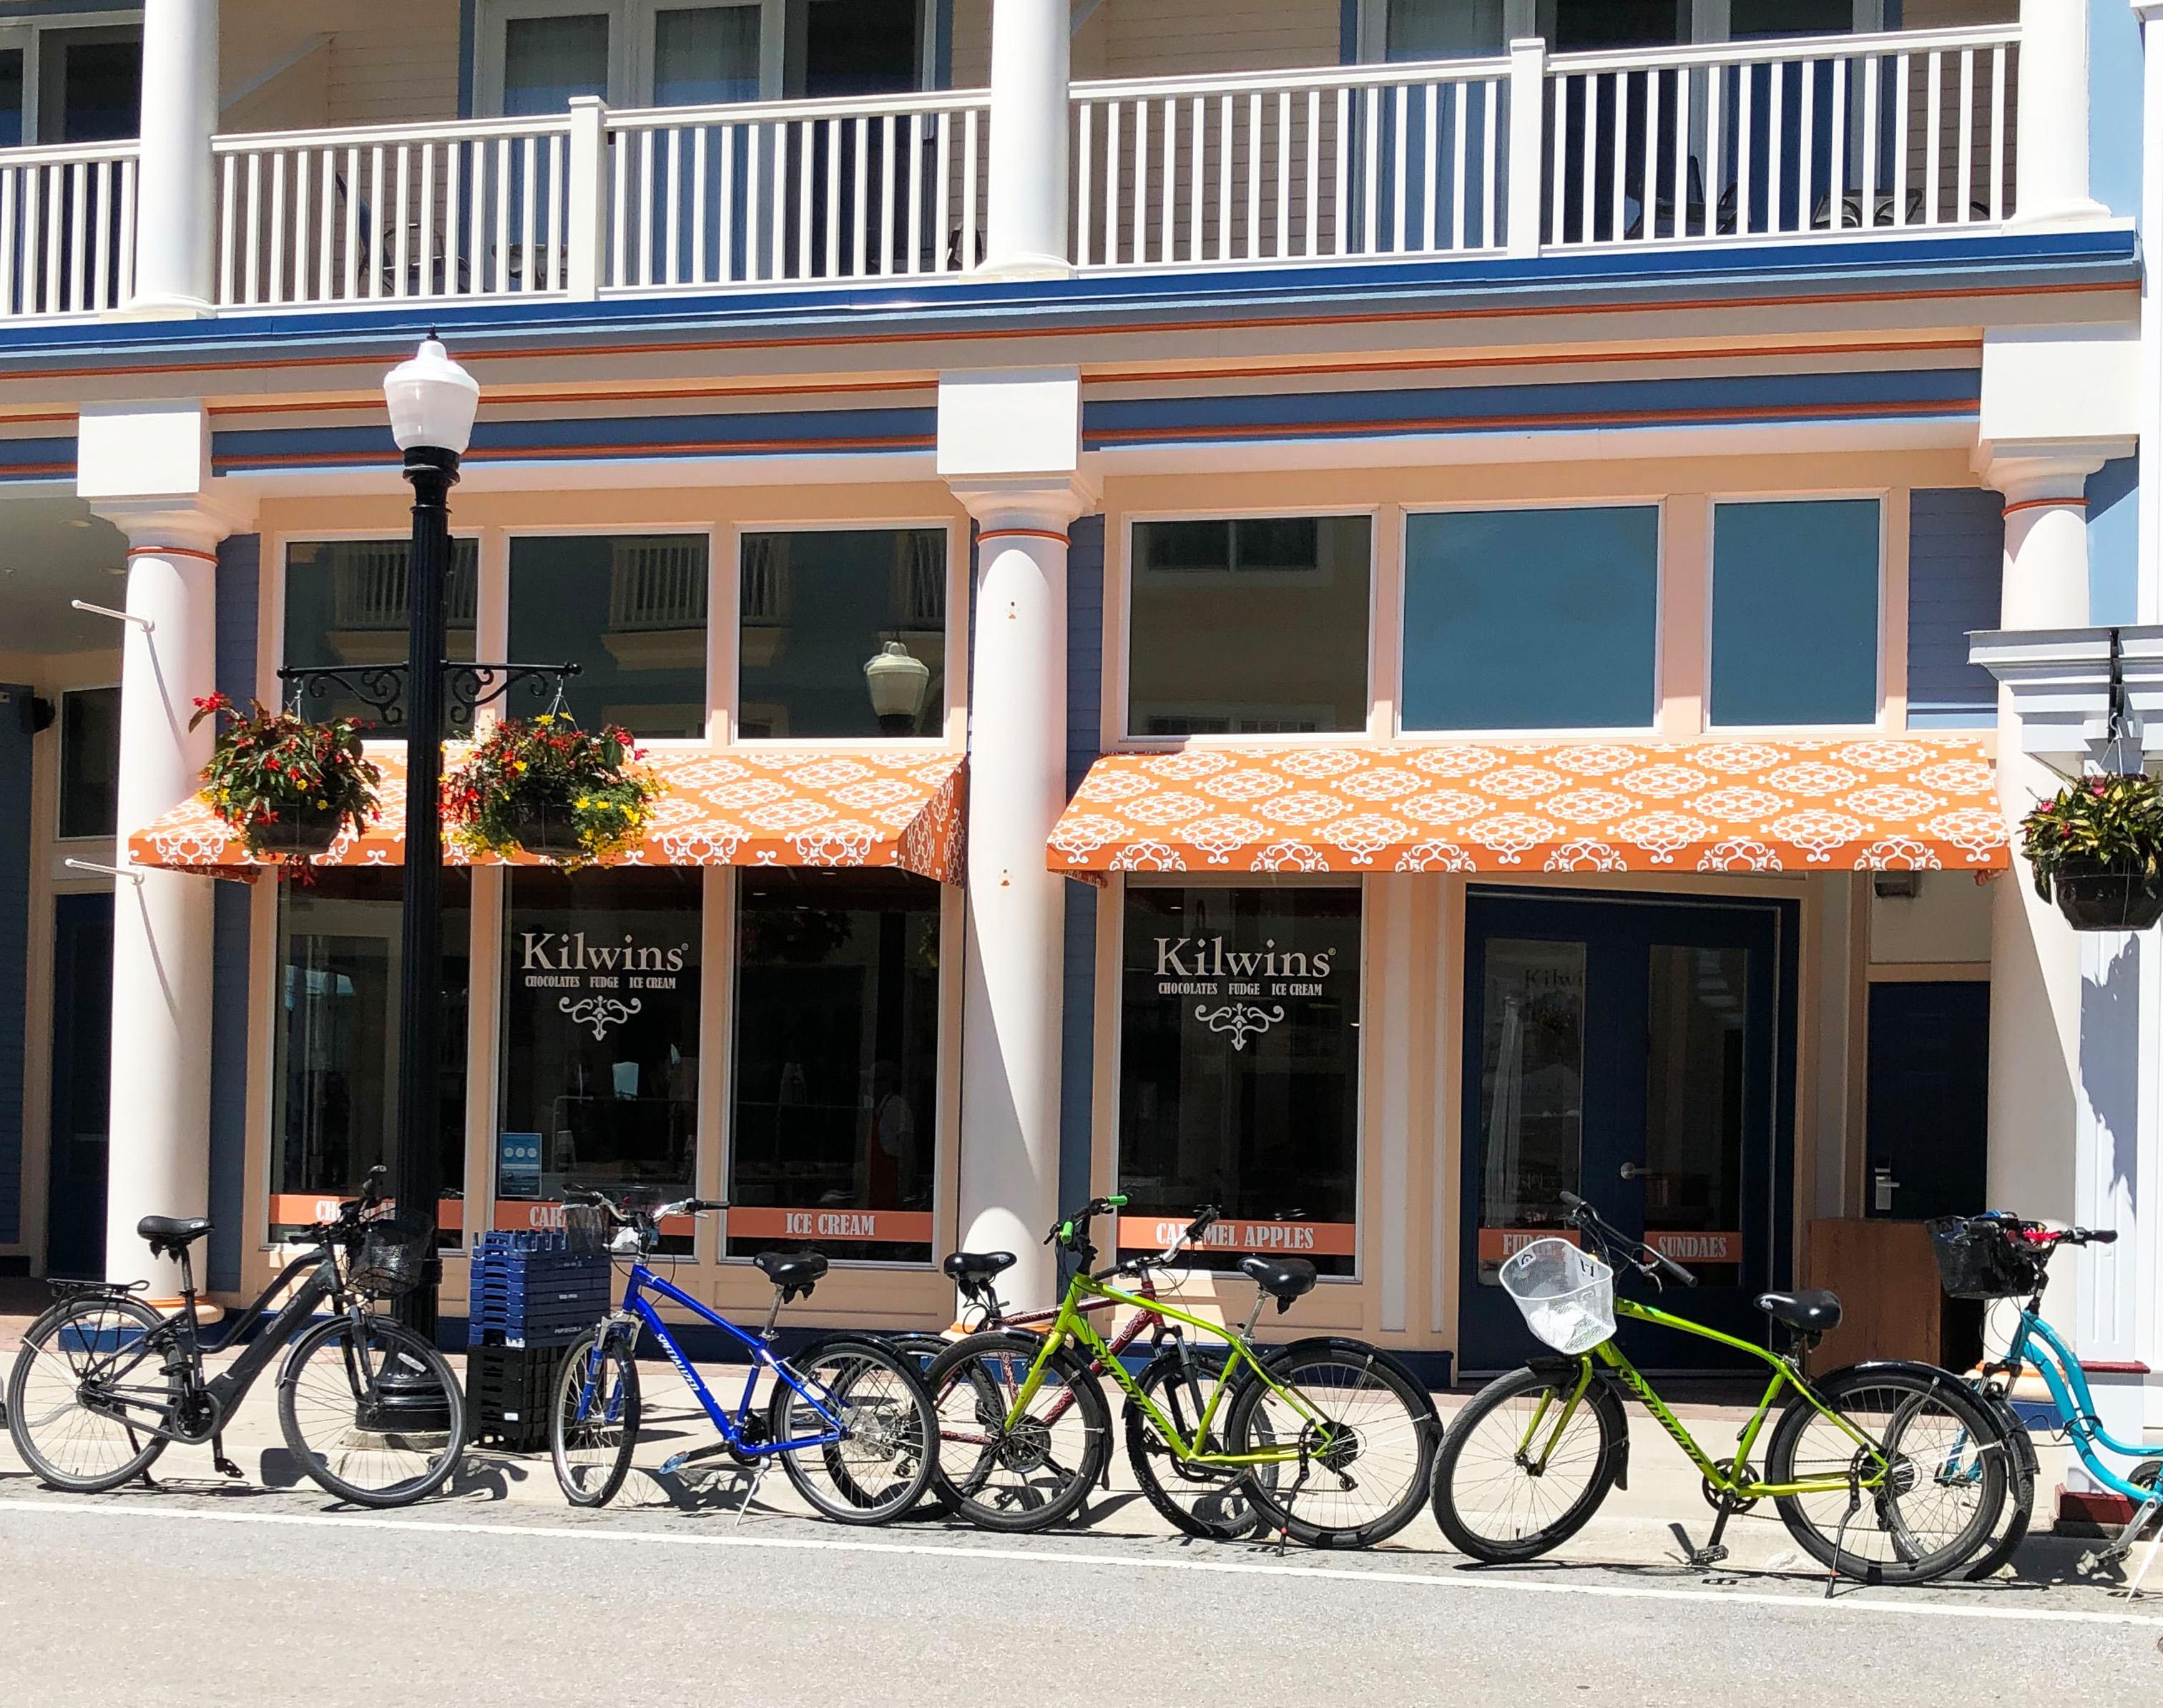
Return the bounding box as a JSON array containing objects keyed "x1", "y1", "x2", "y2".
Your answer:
[{"x1": 0, "y1": 23, "x2": 2028, "y2": 320}]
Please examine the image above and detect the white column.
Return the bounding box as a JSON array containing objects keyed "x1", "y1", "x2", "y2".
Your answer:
[
  {"x1": 2011, "y1": 0, "x2": 2109, "y2": 230},
  {"x1": 952, "y1": 479, "x2": 1092, "y2": 1306},
  {"x1": 984, "y1": 0, "x2": 1071, "y2": 277},
  {"x1": 131, "y1": 0, "x2": 220, "y2": 314},
  {"x1": 97, "y1": 512, "x2": 230, "y2": 1296},
  {"x1": 2136, "y1": 0, "x2": 2163, "y2": 1428}
]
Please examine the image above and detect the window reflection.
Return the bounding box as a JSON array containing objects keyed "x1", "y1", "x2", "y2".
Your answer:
[
  {"x1": 1711, "y1": 498, "x2": 1880, "y2": 727},
  {"x1": 285, "y1": 539, "x2": 479, "y2": 725},
  {"x1": 509, "y1": 534, "x2": 710, "y2": 739}
]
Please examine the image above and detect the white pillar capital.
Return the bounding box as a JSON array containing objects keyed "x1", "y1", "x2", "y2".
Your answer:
[
  {"x1": 983, "y1": 0, "x2": 1072, "y2": 278},
  {"x1": 1973, "y1": 441, "x2": 2119, "y2": 508},
  {"x1": 949, "y1": 473, "x2": 1101, "y2": 536},
  {"x1": 90, "y1": 496, "x2": 252, "y2": 560}
]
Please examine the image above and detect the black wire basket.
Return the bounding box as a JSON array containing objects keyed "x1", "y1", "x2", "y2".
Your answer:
[
  {"x1": 348, "y1": 1208, "x2": 436, "y2": 1297},
  {"x1": 1926, "y1": 1216, "x2": 2045, "y2": 1300}
]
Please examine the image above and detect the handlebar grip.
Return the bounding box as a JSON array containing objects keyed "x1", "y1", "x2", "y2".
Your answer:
[
  {"x1": 560, "y1": 1187, "x2": 604, "y2": 1207},
  {"x1": 1557, "y1": 1191, "x2": 1585, "y2": 1213},
  {"x1": 1187, "y1": 1204, "x2": 1221, "y2": 1240},
  {"x1": 682, "y1": 1199, "x2": 727, "y2": 1214},
  {"x1": 2087, "y1": 1228, "x2": 2120, "y2": 1245},
  {"x1": 1649, "y1": 1248, "x2": 1699, "y2": 1288}
]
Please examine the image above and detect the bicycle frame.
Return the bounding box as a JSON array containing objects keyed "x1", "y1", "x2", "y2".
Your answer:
[
  {"x1": 2001, "y1": 1305, "x2": 2154, "y2": 1503},
  {"x1": 1516, "y1": 1297, "x2": 1892, "y2": 1502},
  {"x1": 585, "y1": 1262, "x2": 847, "y2": 1456}
]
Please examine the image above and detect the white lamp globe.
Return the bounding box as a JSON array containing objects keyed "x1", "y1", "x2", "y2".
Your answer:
[
  {"x1": 864, "y1": 640, "x2": 932, "y2": 722},
  {"x1": 383, "y1": 335, "x2": 481, "y2": 455}
]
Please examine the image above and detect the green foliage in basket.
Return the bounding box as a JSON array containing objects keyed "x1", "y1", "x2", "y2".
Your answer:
[
  {"x1": 444, "y1": 712, "x2": 660, "y2": 869},
  {"x1": 188, "y1": 692, "x2": 381, "y2": 866},
  {"x1": 2020, "y1": 772, "x2": 2163, "y2": 903}
]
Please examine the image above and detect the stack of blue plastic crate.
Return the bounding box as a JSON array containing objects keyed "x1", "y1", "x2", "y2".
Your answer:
[{"x1": 465, "y1": 1230, "x2": 612, "y2": 1451}]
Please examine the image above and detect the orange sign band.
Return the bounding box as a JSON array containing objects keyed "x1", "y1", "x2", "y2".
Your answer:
[
  {"x1": 1116, "y1": 1216, "x2": 1357, "y2": 1259},
  {"x1": 726, "y1": 1206, "x2": 933, "y2": 1243}
]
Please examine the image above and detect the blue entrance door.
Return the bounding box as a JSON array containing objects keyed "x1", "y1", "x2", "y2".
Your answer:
[
  {"x1": 45, "y1": 890, "x2": 112, "y2": 1278},
  {"x1": 1458, "y1": 890, "x2": 1795, "y2": 1373},
  {"x1": 1864, "y1": 981, "x2": 1989, "y2": 1223}
]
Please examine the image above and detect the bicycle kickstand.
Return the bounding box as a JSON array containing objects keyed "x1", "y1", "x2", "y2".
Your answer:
[
  {"x1": 1825, "y1": 1466, "x2": 1865, "y2": 1600},
  {"x1": 732, "y1": 1451, "x2": 772, "y2": 1529},
  {"x1": 124, "y1": 1424, "x2": 157, "y2": 1489},
  {"x1": 2113, "y1": 1494, "x2": 2163, "y2": 1599}
]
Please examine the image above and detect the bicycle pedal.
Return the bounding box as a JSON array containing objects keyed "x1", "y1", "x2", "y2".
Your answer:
[
  {"x1": 660, "y1": 1453, "x2": 688, "y2": 1476},
  {"x1": 1687, "y1": 1546, "x2": 1729, "y2": 1569},
  {"x1": 214, "y1": 1456, "x2": 244, "y2": 1480}
]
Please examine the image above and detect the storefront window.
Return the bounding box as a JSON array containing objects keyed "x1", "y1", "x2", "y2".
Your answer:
[
  {"x1": 1117, "y1": 885, "x2": 1360, "y2": 1277},
  {"x1": 1127, "y1": 516, "x2": 1370, "y2": 736},
  {"x1": 737, "y1": 527, "x2": 947, "y2": 739},
  {"x1": 57, "y1": 684, "x2": 119, "y2": 839},
  {"x1": 1710, "y1": 498, "x2": 1880, "y2": 727},
  {"x1": 499, "y1": 868, "x2": 702, "y2": 1251},
  {"x1": 285, "y1": 539, "x2": 479, "y2": 725},
  {"x1": 1402, "y1": 506, "x2": 1659, "y2": 731},
  {"x1": 1473, "y1": 938, "x2": 1585, "y2": 1282},
  {"x1": 509, "y1": 534, "x2": 709, "y2": 738},
  {"x1": 727, "y1": 870, "x2": 940, "y2": 1264},
  {"x1": 272, "y1": 870, "x2": 469, "y2": 1242}
]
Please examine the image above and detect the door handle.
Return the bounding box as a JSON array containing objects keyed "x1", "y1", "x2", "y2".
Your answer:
[
  {"x1": 1872, "y1": 1165, "x2": 1899, "y2": 1212},
  {"x1": 1619, "y1": 1162, "x2": 1647, "y2": 1181}
]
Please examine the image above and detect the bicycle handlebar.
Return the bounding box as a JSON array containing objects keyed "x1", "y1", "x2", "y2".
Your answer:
[
  {"x1": 561, "y1": 1186, "x2": 727, "y2": 1226},
  {"x1": 1557, "y1": 1191, "x2": 1698, "y2": 1290}
]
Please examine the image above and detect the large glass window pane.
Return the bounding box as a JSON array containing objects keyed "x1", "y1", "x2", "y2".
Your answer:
[
  {"x1": 1727, "y1": 0, "x2": 1854, "y2": 39},
  {"x1": 273, "y1": 870, "x2": 469, "y2": 1242},
  {"x1": 737, "y1": 528, "x2": 946, "y2": 738},
  {"x1": 1710, "y1": 498, "x2": 1880, "y2": 726},
  {"x1": 1403, "y1": 506, "x2": 1658, "y2": 731},
  {"x1": 727, "y1": 870, "x2": 941, "y2": 1264},
  {"x1": 1387, "y1": 0, "x2": 1503, "y2": 58},
  {"x1": 1473, "y1": 937, "x2": 1585, "y2": 1283},
  {"x1": 499, "y1": 868, "x2": 701, "y2": 1251},
  {"x1": 1117, "y1": 885, "x2": 1360, "y2": 1277},
  {"x1": 509, "y1": 534, "x2": 709, "y2": 739},
  {"x1": 1643, "y1": 943, "x2": 1747, "y2": 1286},
  {"x1": 57, "y1": 685, "x2": 119, "y2": 840},
  {"x1": 1127, "y1": 516, "x2": 1370, "y2": 736},
  {"x1": 40, "y1": 26, "x2": 139, "y2": 144},
  {"x1": 284, "y1": 539, "x2": 479, "y2": 725},
  {"x1": 0, "y1": 49, "x2": 24, "y2": 149},
  {"x1": 502, "y1": 13, "x2": 610, "y2": 115},
  {"x1": 654, "y1": 5, "x2": 760, "y2": 104}
]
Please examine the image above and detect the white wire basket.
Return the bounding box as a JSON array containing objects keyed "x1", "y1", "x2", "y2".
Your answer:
[{"x1": 1499, "y1": 1237, "x2": 1616, "y2": 1355}]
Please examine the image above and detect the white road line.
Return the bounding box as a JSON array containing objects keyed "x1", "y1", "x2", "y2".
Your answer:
[{"x1": 1, "y1": 1496, "x2": 2157, "y2": 1629}]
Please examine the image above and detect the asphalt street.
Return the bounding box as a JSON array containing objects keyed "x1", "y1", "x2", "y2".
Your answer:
[{"x1": 2, "y1": 1481, "x2": 2159, "y2": 1707}]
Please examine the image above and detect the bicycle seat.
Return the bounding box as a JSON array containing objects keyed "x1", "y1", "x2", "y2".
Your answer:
[
  {"x1": 941, "y1": 1250, "x2": 1016, "y2": 1285},
  {"x1": 1240, "y1": 1255, "x2": 1318, "y2": 1302},
  {"x1": 1755, "y1": 1289, "x2": 1843, "y2": 1335},
  {"x1": 137, "y1": 1215, "x2": 212, "y2": 1249},
  {"x1": 755, "y1": 1251, "x2": 830, "y2": 1296}
]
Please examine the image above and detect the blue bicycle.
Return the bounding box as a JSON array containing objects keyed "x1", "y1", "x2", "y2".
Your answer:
[
  {"x1": 546, "y1": 1188, "x2": 938, "y2": 1523},
  {"x1": 1928, "y1": 1214, "x2": 2159, "y2": 1582}
]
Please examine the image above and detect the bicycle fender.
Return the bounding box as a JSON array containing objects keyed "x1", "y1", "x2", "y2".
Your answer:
[
  {"x1": 1813, "y1": 1358, "x2": 1978, "y2": 1396},
  {"x1": 1525, "y1": 1354, "x2": 1632, "y2": 1491},
  {"x1": 1272, "y1": 1337, "x2": 1443, "y2": 1436},
  {"x1": 1973, "y1": 1385, "x2": 2040, "y2": 1481}
]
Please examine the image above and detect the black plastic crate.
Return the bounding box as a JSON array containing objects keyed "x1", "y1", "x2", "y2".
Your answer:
[{"x1": 466, "y1": 1343, "x2": 575, "y2": 1453}]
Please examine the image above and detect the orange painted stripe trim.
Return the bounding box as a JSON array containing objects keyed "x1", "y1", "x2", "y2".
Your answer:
[
  {"x1": 977, "y1": 527, "x2": 1071, "y2": 546},
  {"x1": 127, "y1": 544, "x2": 220, "y2": 564},
  {"x1": 2001, "y1": 495, "x2": 2088, "y2": 516}
]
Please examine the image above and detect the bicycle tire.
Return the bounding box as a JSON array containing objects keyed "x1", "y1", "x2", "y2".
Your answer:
[
  {"x1": 1429, "y1": 1363, "x2": 1624, "y2": 1563},
  {"x1": 887, "y1": 1332, "x2": 959, "y2": 1516},
  {"x1": 1228, "y1": 1338, "x2": 1438, "y2": 1549},
  {"x1": 772, "y1": 1333, "x2": 938, "y2": 1526},
  {"x1": 1961, "y1": 1388, "x2": 2037, "y2": 1581},
  {"x1": 925, "y1": 1330, "x2": 1110, "y2": 1533},
  {"x1": 551, "y1": 1327, "x2": 641, "y2": 1508},
  {"x1": 277, "y1": 1315, "x2": 465, "y2": 1508},
  {"x1": 1765, "y1": 1361, "x2": 2008, "y2": 1585},
  {"x1": 6, "y1": 1293, "x2": 174, "y2": 1493},
  {"x1": 1123, "y1": 1344, "x2": 1266, "y2": 1541}
]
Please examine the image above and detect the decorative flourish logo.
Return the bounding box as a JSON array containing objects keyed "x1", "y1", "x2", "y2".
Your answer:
[
  {"x1": 1194, "y1": 1002, "x2": 1286, "y2": 1051},
  {"x1": 559, "y1": 994, "x2": 643, "y2": 1040}
]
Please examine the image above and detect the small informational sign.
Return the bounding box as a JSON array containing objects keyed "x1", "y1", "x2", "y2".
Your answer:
[{"x1": 497, "y1": 1132, "x2": 543, "y2": 1201}]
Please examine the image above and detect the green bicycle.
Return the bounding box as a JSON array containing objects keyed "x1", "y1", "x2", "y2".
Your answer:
[
  {"x1": 1430, "y1": 1192, "x2": 2007, "y2": 1585},
  {"x1": 926, "y1": 1196, "x2": 1439, "y2": 1549}
]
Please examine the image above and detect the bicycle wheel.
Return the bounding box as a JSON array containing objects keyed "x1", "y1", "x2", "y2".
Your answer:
[
  {"x1": 1961, "y1": 1392, "x2": 2037, "y2": 1581},
  {"x1": 551, "y1": 1328, "x2": 640, "y2": 1508},
  {"x1": 1765, "y1": 1363, "x2": 2008, "y2": 1585},
  {"x1": 886, "y1": 1333, "x2": 958, "y2": 1517},
  {"x1": 1228, "y1": 1339, "x2": 1438, "y2": 1549},
  {"x1": 1429, "y1": 1364, "x2": 1623, "y2": 1563},
  {"x1": 771, "y1": 1334, "x2": 937, "y2": 1526},
  {"x1": 925, "y1": 1330, "x2": 1110, "y2": 1533},
  {"x1": 1124, "y1": 1345, "x2": 1267, "y2": 1541},
  {"x1": 277, "y1": 1315, "x2": 465, "y2": 1508},
  {"x1": 6, "y1": 1293, "x2": 174, "y2": 1493}
]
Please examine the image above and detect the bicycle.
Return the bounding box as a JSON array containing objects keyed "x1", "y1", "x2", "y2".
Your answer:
[
  {"x1": 925, "y1": 1194, "x2": 1439, "y2": 1549},
  {"x1": 6, "y1": 1165, "x2": 466, "y2": 1507},
  {"x1": 546, "y1": 1187, "x2": 938, "y2": 1524},
  {"x1": 1926, "y1": 1214, "x2": 2157, "y2": 1586},
  {"x1": 1429, "y1": 1192, "x2": 2007, "y2": 1586},
  {"x1": 903, "y1": 1222, "x2": 1266, "y2": 1538}
]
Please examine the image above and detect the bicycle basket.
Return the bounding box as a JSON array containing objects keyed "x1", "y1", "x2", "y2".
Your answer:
[
  {"x1": 1499, "y1": 1237, "x2": 1616, "y2": 1355},
  {"x1": 348, "y1": 1208, "x2": 434, "y2": 1297},
  {"x1": 1926, "y1": 1216, "x2": 2044, "y2": 1300}
]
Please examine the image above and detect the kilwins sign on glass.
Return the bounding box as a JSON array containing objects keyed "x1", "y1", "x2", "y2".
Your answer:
[
  {"x1": 519, "y1": 928, "x2": 691, "y2": 1040},
  {"x1": 1150, "y1": 933, "x2": 1342, "y2": 1051}
]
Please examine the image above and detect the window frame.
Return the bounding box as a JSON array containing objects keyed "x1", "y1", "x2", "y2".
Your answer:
[
  {"x1": 1704, "y1": 489, "x2": 1888, "y2": 733},
  {"x1": 1353, "y1": 0, "x2": 1883, "y2": 59},
  {"x1": 1393, "y1": 496, "x2": 1666, "y2": 740},
  {"x1": 0, "y1": 11, "x2": 142, "y2": 146},
  {"x1": 54, "y1": 681, "x2": 121, "y2": 845},
  {"x1": 1117, "y1": 504, "x2": 1380, "y2": 747},
  {"x1": 1106, "y1": 873, "x2": 1369, "y2": 1285}
]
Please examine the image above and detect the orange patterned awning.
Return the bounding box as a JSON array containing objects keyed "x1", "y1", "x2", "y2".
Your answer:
[
  {"x1": 128, "y1": 745, "x2": 968, "y2": 885},
  {"x1": 1048, "y1": 737, "x2": 2007, "y2": 878}
]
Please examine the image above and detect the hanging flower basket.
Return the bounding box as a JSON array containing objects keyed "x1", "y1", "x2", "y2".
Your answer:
[
  {"x1": 445, "y1": 713, "x2": 659, "y2": 870},
  {"x1": 189, "y1": 695, "x2": 381, "y2": 873},
  {"x1": 2021, "y1": 773, "x2": 2163, "y2": 933}
]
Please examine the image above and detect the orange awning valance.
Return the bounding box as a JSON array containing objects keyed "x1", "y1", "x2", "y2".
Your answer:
[
  {"x1": 1049, "y1": 737, "x2": 2006, "y2": 878},
  {"x1": 128, "y1": 745, "x2": 968, "y2": 885}
]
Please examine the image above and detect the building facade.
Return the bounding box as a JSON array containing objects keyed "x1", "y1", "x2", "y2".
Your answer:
[{"x1": 0, "y1": 0, "x2": 2154, "y2": 1481}]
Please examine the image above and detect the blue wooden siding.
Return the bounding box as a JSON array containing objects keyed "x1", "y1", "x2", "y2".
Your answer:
[
  {"x1": 1906, "y1": 489, "x2": 2002, "y2": 729},
  {"x1": 0, "y1": 682, "x2": 31, "y2": 1247},
  {"x1": 1059, "y1": 515, "x2": 1104, "y2": 1214},
  {"x1": 207, "y1": 535, "x2": 258, "y2": 1290}
]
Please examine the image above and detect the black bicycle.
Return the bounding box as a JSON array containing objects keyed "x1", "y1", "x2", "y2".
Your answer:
[{"x1": 6, "y1": 1167, "x2": 466, "y2": 1507}]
